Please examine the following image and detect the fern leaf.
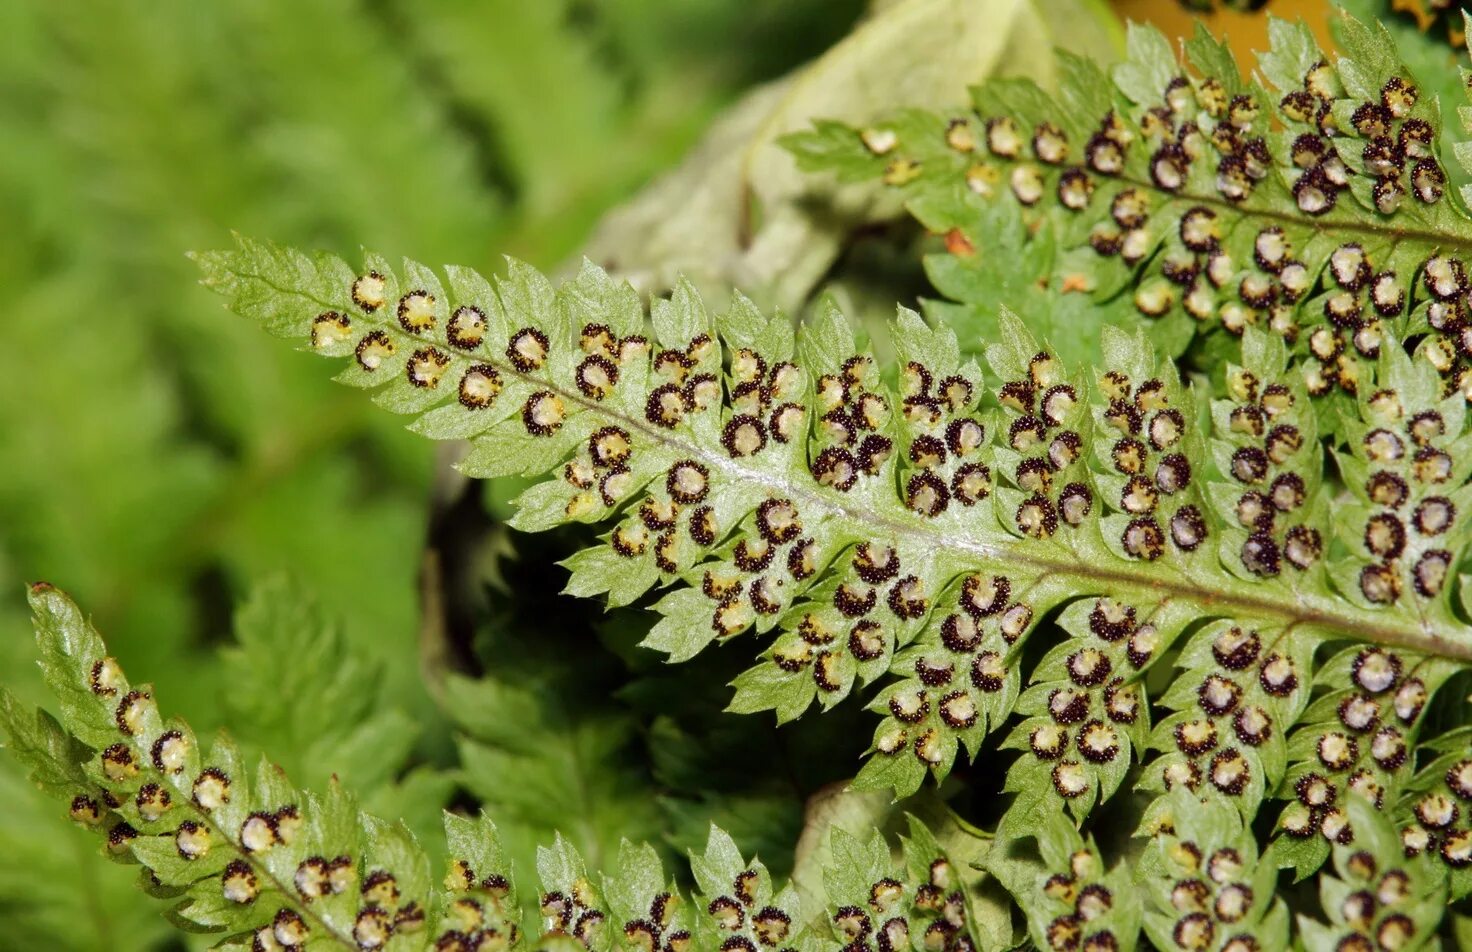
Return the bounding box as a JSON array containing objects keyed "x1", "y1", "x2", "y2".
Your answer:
[
  {"x1": 785, "y1": 12, "x2": 1472, "y2": 417},
  {"x1": 1337, "y1": 2, "x2": 1472, "y2": 193},
  {"x1": 4, "y1": 583, "x2": 994, "y2": 952},
  {"x1": 197, "y1": 238, "x2": 1472, "y2": 831},
  {"x1": 3, "y1": 583, "x2": 434, "y2": 950},
  {"x1": 1139, "y1": 790, "x2": 1289, "y2": 952}
]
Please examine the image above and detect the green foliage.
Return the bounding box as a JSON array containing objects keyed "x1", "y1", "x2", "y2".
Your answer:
[
  {"x1": 442, "y1": 631, "x2": 665, "y2": 905},
  {"x1": 0, "y1": 2, "x2": 909, "y2": 946},
  {"x1": 197, "y1": 198, "x2": 1472, "y2": 934},
  {"x1": 12, "y1": 5, "x2": 1472, "y2": 952},
  {"x1": 0, "y1": 693, "x2": 175, "y2": 951},
  {"x1": 220, "y1": 578, "x2": 452, "y2": 850},
  {"x1": 786, "y1": 9, "x2": 1472, "y2": 419},
  {"x1": 1361, "y1": 0, "x2": 1467, "y2": 57},
  {"x1": 0, "y1": 584, "x2": 986, "y2": 951}
]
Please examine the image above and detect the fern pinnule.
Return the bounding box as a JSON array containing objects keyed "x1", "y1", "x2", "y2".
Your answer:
[
  {"x1": 1294, "y1": 793, "x2": 1447, "y2": 950},
  {"x1": 1013, "y1": 799, "x2": 1142, "y2": 951},
  {"x1": 1138, "y1": 791, "x2": 1289, "y2": 952},
  {"x1": 817, "y1": 817, "x2": 990, "y2": 952},
  {"x1": 1399, "y1": 724, "x2": 1472, "y2": 895}
]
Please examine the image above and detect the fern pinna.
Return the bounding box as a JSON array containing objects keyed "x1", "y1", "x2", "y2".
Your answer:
[
  {"x1": 6, "y1": 9, "x2": 1472, "y2": 952},
  {"x1": 787, "y1": 13, "x2": 1472, "y2": 418},
  {"x1": 3, "y1": 584, "x2": 987, "y2": 951}
]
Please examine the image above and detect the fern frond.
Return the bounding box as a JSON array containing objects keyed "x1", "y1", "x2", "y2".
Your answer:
[
  {"x1": 196, "y1": 237, "x2": 1472, "y2": 838},
  {"x1": 786, "y1": 12, "x2": 1472, "y2": 415},
  {"x1": 2, "y1": 583, "x2": 994, "y2": 952}
]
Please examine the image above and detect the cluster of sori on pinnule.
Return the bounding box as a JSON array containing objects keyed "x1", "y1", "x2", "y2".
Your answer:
[
  {"x1": 1136, "y1": 792, "x2": 1286, "y2": 952},
  {"x1": 1019, "y1": 820, "x2": 1142, "y2": 952},
  {"x1": 1294, "y1": 792, "x2": 1450, "y2": 952},
  {"x1": 1014, "y1": 787, "x2": 1448, "y2": 952}
]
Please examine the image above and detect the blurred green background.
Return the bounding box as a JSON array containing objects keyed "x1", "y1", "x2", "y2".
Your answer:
[{"x1": 0, "y1": 1, "x2": 868, "y2": 946}]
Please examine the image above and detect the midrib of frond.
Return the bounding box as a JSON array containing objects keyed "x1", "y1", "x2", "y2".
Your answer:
[{"x1": 452, "y1": 345, "x2": 1472, "y2": 667}]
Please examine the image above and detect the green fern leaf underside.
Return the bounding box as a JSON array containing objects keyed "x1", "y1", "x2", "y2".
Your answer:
[
  {"x1": 5, "y1": 8, "x2": 1469, "y2": 949},
  {"x1": 2, "y1": 584, "x2": 990, "y2": 952},
  {"x1": 3, "y1": 581, "x2": 1451, "y2": 949},
  {"x1": 196, "y1": 232, "x2": 1472, "y2": 893},
  {"x1": 785, "y1": 13, "x2": 1472, "y2": 427}
]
